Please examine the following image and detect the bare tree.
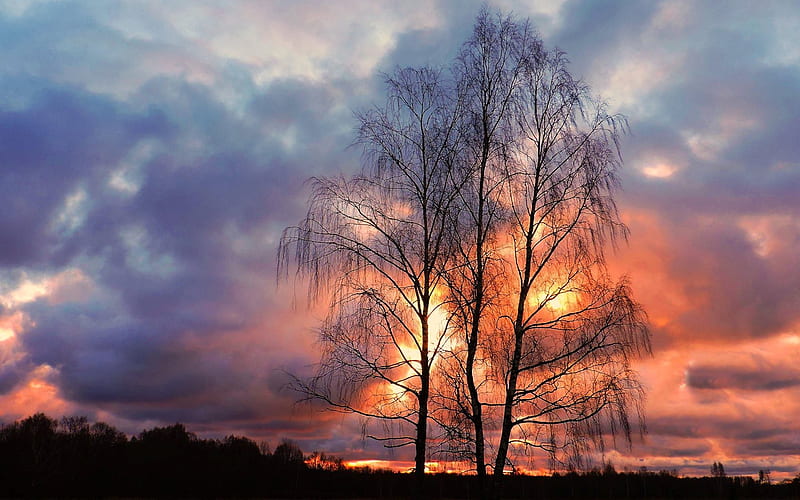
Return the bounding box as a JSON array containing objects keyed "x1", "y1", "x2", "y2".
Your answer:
[
  {"x1": 433, "y1": 11, "x2": 534, "y2": 493},
  {"x1": 434, "y1": 9, "x2": 650, "y2": 497},
  {"x1": 488, "y1": 22, "x2": 650, "y2": 485},
  {"x1": 279, "y1": 67, "x2": 464, "y2": 493},
  {"x1": 280, "y1": 9, "x2": 649, "y2": 499}
]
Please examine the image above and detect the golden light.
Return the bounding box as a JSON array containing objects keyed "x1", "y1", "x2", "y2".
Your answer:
[
  {"x1": 382, "y1": 282, "x2": 453, "y2": 403},
  {"x1": 0, "y1": 327, "x2": 14, "y2": 342},
  {"x1": 641, "y1": 163, "x2": 677, "y2": 178},
  {"x1": 428, "y1": 284, "x2": 451, "y2": 338},
  {"x1": 527, "y1": 289, "x2": 577, "y2": 314},
  {"x1": 344, "y1": 459, "x2": 400, "y2": 470},
  {"x1": 0, "y1": 311, "x2": 28, "y2": 342},
  {"x1": 3, "y1": 279, "x2": 48, "y2": 307},
  {"x1": 0, "y1": 364, "x2": 67, "y2": 418},
  {"x1": 343, "y1": 459, "x2": 463, "y2": 474},
  {"x1": 782, "y1": 334, "x2": 800, "y2": 345}
]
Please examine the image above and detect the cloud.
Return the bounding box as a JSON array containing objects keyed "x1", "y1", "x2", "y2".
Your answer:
[
  {"x1": 0, "y1": 1, "x2": 368, "y2": 448},
  {"x1": 0, "y1": 0, "x2": 798, "y2": 475},
  {"x1": 585, "y1": 0, "x2": 800, "y2": 351},
  {"x1": 2, "y1": 73, "x2": 356, "y2": 420},
  {"x1": 0, "y1": 339, "x2": 30, "y2": 394},
  {"x1": 686, "y1": 355, "x2": 800, "y2": 391},
  {"x1": 0, "y1": 82, "x2": 170, "y2": 266}
]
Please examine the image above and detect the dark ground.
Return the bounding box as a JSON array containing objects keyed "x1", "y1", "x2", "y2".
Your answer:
[{"x1": 1, "y1": 413, "x2": 798, "y2": 498}]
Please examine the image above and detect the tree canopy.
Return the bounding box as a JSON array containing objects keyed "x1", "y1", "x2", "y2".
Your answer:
[{"x1": 280, "y1": 8, "x2": 650, "y2": 498}]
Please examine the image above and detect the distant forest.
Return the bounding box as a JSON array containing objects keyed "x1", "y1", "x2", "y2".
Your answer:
[{"x1": 1, "y1": 413, "x2": 799, "y2": 498}]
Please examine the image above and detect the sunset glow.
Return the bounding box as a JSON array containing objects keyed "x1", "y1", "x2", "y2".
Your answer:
[
  {"x1": 641, "y1": 163, "x2": 677, "y2": 179},
  {"x1": 527, "y1": 289, "x2": 579, "y2": 314},
  {"x1": 0, "y1": 0, "x2": 799, "y2": 482}
]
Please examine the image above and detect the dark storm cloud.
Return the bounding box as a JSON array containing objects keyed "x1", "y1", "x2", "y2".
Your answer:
[
  {"x1": 612, "y1": 198, "x2": 800, "y2": 348},
  {"x1": 686, "y1": 361, "x2": 800, "y2": 392},
  {"x1": 8, "y1": 72, "x2": 359, "y2": 420},
  {"x1": 669, "y1": 219, "x2": 798, "y2": 341},
  {"x1": 19, "y1": 289, "x2": 313, "y2": 428},
  {"x1": 636, "y1": 64, "x2": 800, "y2": 213},
  {"x1": 0, "y1": 82, "x2": 170, "y2": 266},
  {"x1": 377, "y1": 1, "x2": 478, "y2": 71},
  {"x1": 648, "y1": 414, "x2": 794, "y2": 444},
  {"x1": 732, "y1": 437, "x2": 800, "y2": 456},
  {"x1": 247, "y1": 77, "x2": 362, "y2": 176},
  {"x1": 554, "y1": 0, "x2": 660, "y2": 71},
  {"x1": 0, "y1": 348, "x2": 30, "y2": 394},
  {"x1": 0, "y1": 0, "x2": 362, "y2": 435}
]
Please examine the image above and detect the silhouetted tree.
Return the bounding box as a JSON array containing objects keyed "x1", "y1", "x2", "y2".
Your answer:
[
  {"x1": 15, "y1": 413, "x2": 58, "y2": 490},
  {"x1": 138, "y1": 422, "x2": 196, "y2": 445},
  {"x1": 222, "y1": 434, "x2": 261, "y2": 459},
  {"x1": 603, "y1": 461, "x2": 618, "y2": 476},
  {"x1": 90, "y1": 420, "x2": 127, "y2": 446},
  {"x1": 60, "y1": 415, "x2": 90, "y2": 434},
  {"x1": 280, "y1": 64, "x2": 465, "y2": 495},
  {"x1": 280, "y1": 8, "x2": 649, "y2": 499},
  {"x1": 307, "y1": 450, "x2": 346, "y2": 471},
  {"x1": 432, "y1": 11, "x2": 650, "y2": 498},
  {"x1": 273, "y1": 438, "x2": 305, "y2": 466},
  {"x1": 433, "y1": 10, "x2": 523, "y2": 492}
]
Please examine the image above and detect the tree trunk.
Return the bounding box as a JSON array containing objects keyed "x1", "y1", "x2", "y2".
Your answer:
[
  {"x1": 493, "y1": 324, "x2": 524, "y2": 496},
  {"x1": 494, "y1": 222, "x2": 536, "y2": 495},
  {"x1": 468, "y1": 140, "x2": 490, "y2": 497},
  {"x1": 414, "y1": 316, "x2": 431, "y2": 499},
  {"x1": 466, "y1": 311, "x2": 486, "y2": 493},
  {"x1": 414, "y1": 405, "x2": 427, "y2": 498}
]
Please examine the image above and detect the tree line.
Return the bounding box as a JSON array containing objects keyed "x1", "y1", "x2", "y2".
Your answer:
[
  {"x1": 279, "y1": 7, "x2": 649, "y2": 499},
  {"x1": 4, "y1": 412, "x2": 799, "y2": 498},
  {"x1": 0, "y1": 412, "x2": 335, "y2": 497}
]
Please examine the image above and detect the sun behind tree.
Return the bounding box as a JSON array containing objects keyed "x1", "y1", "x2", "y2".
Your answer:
[{"x1": 280, "y1": 7, "x2": 650, "y2": 499}]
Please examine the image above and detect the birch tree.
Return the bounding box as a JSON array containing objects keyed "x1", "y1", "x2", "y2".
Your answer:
[
  {"x1": 279, "y1": 67, "x2": 463, "y2": 494},
  {"x1": 281, "y1": 9, "x2": 650, "y2": 499},
  {"x1": 436, "y1": 10, "x2": 650, "y2": 497}
]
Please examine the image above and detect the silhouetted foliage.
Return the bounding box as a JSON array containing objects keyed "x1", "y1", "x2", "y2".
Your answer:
[
  {"x1": 308, "y1": 450, "x2": 347, "y2": 471},
  {"x1": 1, "y1": 413, "x2": 800, "y2": 498},
  {"x1": 0, "y1": 413, "x2": 267, "y2": 496},
  {"x1": 274, "y1": 438, "x2": 305, "y2": 466},
  {"x1": 0, "y1": 413, "x2": 127, "y2": 496}
]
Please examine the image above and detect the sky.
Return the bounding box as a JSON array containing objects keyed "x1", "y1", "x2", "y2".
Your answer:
[{"x1": 0, "y1": 0, "x2": 799, "y2": 478}]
